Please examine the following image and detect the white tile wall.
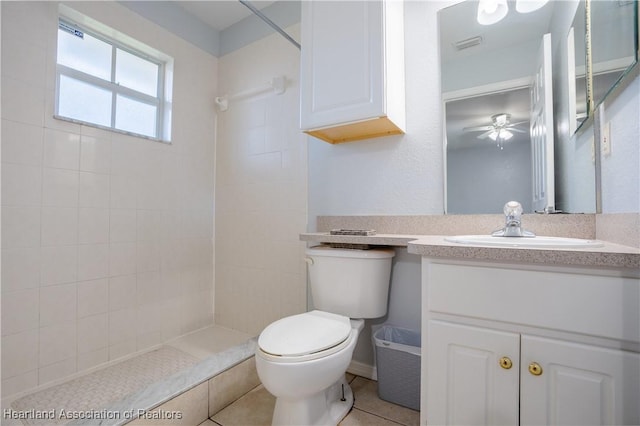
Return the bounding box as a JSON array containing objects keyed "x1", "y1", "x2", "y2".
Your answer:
[
  {"x1": 41, "y1": 168, "x2": 79, "y2": 207},
  {"x1": 78, "y1": 208, "x2": 110, "y2": 244},
  {"x1": 79, "y1": 172, "x2": 110, "y2": 209},
  {"x1": 2, "y1": 248, "x2": 41, "y2": 293},
  {"x1": 1, "y1": 120, "x2": 44, "y2": 166},
  {"x1": 39, "y1": 283, "x2": 77, "y2": 326},
  {"x1": 43, "y1": 129, "x2": 80, "y2": 170},
  {"x1": 79, "y1": 134, "x2": 111, "y2": 174},
  {"x1": 2, "y1": 163, "x2": 43, "y2": 206},
  {"x1": 77, "y1": 313, "x2": 108, "y2": 355},
  {"x1": 77, "y1": 279, "x2": 108, "y2": 318},
  {"x1": 41, "y1": 207, "x2": 78, "y2": 246},
  {"x1": 1, "y1": 1, "x2": 217, "y2": 397},
  {"x1": 2, "y1": 207, "x2": 42, "y2": 248},
  {"x1": 40, "y1": 245, "x2": 78, "y2": 286},
  {"x1": 214, "y1": 25, "x2": 307, "y2": 335}
]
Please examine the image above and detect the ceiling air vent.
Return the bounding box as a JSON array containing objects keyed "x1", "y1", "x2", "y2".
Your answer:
[{"x1": 453, "y1": 36, "x2": 483, "y2": 51}]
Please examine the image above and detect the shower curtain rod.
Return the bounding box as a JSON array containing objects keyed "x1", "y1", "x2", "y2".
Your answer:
[{"x1": 238, "y1": 0, "x2": 301, "y2": 50}]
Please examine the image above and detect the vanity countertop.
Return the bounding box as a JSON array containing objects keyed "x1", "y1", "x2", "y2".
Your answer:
[{"x1": 300, "y1": 232, "x2": 640, "y2": 270}]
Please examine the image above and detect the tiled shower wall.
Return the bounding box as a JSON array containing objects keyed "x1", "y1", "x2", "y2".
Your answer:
[
  {"x1": 1, "y1": 1, "x2": 217, "y2": 397},
  {"x1": 214, "y1": 25, "x2": 308, "y2": 335}
]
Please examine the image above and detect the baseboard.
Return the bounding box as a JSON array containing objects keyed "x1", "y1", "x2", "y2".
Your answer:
[{"x1": 347, "y1": 360, "x2": 377, "y2": 381}]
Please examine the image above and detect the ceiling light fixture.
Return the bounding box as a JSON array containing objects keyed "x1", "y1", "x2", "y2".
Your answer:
[
  {"x1": 488, "y1": 129, "x2": 514, "y2": 141},
  {"x1": 488, "y1": 113, "x2": 514, "y2": 149},
  {"x1": 515, "y1": 0, "x2": 550, "y2": 13},
  {"x1": 488, "y1": 129, "x2": 513, "y2": 150},
  {"x1": 477, "y1": 0, "x2": 509, "y2": 25}
]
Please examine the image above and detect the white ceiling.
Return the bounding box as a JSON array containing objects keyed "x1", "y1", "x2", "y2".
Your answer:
[
  {"x1": 446, "y1": 87, "x2": 531, "y2": 151},
  {"x1": 439, "y1": 0, "x2": 555, "y2": 64},
  {"x1": 439, "y1": 0, "x2": 556, "y2": 151},
  {"x1": 176, "y1": 1, "x2": 276, "y2": 31}
]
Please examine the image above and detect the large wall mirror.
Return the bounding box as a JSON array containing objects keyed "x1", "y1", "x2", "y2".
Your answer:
[
  {"x1": 568, "y1": 0, "x2": 587, "y2": 132},
  {"x1": 440, "y1": 0, "x2": 637, "y2": 215}
]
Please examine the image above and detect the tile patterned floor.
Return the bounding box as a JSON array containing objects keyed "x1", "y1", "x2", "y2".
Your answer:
[{"x1": 200, "y1": 375, "x2": 420, "y2": 426}]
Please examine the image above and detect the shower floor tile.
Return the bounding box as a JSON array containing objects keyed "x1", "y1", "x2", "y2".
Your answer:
[{"x1": 11, "y1": 346, "x2": 200, "y2": 425}]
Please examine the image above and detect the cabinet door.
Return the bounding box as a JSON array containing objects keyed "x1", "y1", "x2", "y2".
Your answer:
[
  {"x1": 521, "y1": 335, "x2": 640, "y2": 425},
  {"x1": 300, "y1": 1, "x2": 384, "y2": 129},
  {"x1": 427, "y1": 321, "x2": 520, "y2": 425}
]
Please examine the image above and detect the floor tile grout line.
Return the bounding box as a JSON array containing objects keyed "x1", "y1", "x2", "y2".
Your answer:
[{"x1": 349, "y1": 407, "x2": 413, "y2": 426}]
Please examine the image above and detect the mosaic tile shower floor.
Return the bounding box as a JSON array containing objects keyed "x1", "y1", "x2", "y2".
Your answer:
[{"x1": 11, "y1": 347, "x2": 199, "y2": 425}]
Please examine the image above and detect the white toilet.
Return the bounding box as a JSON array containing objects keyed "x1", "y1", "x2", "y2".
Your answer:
[{"x1": 255, "y1": 245, "x2": 395, "y2": 426}]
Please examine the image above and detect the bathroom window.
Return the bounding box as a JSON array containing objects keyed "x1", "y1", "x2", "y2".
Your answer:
[{"x1": 55, "y1": 18, "x2": 172, "y2": 141}]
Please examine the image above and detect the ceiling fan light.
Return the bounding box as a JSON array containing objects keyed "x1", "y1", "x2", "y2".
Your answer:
[
  {"x1": 500, "y1": 129, "x2": 514, "y2": 140},
  {"x1": 515, "y1": 0, "x2": 549, "y2": 13},
  {"x1": 488, "y1": 130, "x2": 499, "y2": 141},
  {"x1": 493, "y1": 113, "x2": 509, "y2": 127},
  {"x1": 477, "y1": 0, "x2": 509, "y2": 25}
]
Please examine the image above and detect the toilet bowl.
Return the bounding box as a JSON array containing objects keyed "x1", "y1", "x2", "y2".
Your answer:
[
  {"x1": 256, "y1": 246, "x2": 395, "y2": 426},
  {"x1": 256, "y1": 311, "x2": 364, "y2": 426}
]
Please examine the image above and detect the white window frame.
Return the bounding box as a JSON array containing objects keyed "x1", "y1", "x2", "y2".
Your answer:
[{"x1": 55, "y1": 17, "x2": 171, "y2": 142}]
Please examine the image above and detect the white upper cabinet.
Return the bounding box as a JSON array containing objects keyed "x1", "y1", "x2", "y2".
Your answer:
[{"x1": 300, "y1": 0, "x2": 405, "y2": 144}]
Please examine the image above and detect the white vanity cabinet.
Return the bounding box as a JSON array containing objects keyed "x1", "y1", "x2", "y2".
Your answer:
[
  {"x1": 520, "y1": 335, "x2": 639, "y2": 425},
  {"x1": 422, "y1": 259, "x2": 640, "y2": 426},
  {"x1": 300, "y1": 0, "x2": 405, "y2": 144}
]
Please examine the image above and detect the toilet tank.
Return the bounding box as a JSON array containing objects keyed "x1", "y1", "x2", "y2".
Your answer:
[{"x1": 305, "y1": 246, "x2": 395, "y2": 319}]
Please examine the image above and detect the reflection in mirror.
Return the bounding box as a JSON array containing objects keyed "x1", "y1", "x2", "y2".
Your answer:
[
  {"x1": 446, "y1": 89, "x2": 532, "y2": 214},
  {"x1": 590, "y1": 0, "x2": 638, "y2": 108},
  {"x1": 440, "y1": 0, "x2": 556, "y2": 214},
  {"x1": 440, "y1": 0, "x2": 603, "y2": 215},
  {"x1": 568, "y1": 0, "x2": 587, "y2": 133}
]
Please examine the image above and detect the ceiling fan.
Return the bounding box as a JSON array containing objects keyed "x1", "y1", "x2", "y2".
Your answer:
[{"x1": 463, "y1": 113, "x2": 527, "y2": 148}]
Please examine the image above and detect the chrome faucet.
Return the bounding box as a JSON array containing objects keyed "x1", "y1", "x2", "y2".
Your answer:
[{"x1": 492, "y1": 201, "x2": 535, "y2": 237}]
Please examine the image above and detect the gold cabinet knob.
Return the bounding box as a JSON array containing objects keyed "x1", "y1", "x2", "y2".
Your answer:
[
  {"x1": 528, "y1": 362, "x2": 543, "y2": 376},
  {"x1": 499, "y1": 356, "x2": 513, "y2": 369}
]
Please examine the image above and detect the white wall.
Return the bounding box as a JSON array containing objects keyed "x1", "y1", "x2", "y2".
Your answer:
[
  {"x1": 307, "y1": 0, "x2": 639, "y2": 368},
  {"x1": 1, "y1": 1, "x2": 217, "y2": 397},
  {"x1": 600, "y1": 74, "x2": 640, "y2": 213},
  {"x1": 307, "y1": 1, "x2": 445, "y2": 223},
  {"x1": 214, "y1": 25, "x2": 308, "y2": 336},
  {"x1": 447, "y1": 142, "x2": 533, "y2": 214},
  {"x1": 307, "y1": 1, "x2": 447, "y2": 368}
]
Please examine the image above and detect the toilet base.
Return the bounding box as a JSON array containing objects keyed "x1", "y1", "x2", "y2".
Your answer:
[{"x1": 271, "y1": 376, "x2": 354, "y2": 426}]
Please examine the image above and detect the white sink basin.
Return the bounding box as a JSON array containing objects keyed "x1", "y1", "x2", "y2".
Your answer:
[{"x1": 444, "y1": 235, "x2": 604, "y2": 248}]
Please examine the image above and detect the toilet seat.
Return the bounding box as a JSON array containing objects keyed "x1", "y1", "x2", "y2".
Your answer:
[{"x1": 258, "y1": 310, "x2": 352, "y2": 362}]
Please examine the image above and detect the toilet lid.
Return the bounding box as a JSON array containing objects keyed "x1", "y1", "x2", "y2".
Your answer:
[{"x1": 259, "y1": 310, "x2": 351, "y2": 357}]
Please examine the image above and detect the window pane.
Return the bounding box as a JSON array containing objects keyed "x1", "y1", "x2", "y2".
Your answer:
[
  {"x1": 115, "y1": 95, "x2": 157, "y2": 138},
  {"x1": 57, "y1": 28, "x2": 112, "y2": 81},
  {"x1": 58, "y1": 75, "x2": 112, "y2": 127},
  {"x1": 116, "y1": 49, "x2": 159, "y2": 96}
]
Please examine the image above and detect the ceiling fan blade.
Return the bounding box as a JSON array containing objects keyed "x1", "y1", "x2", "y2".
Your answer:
[
  {"x1": 508, "y1": 127, "x2": 527, "y2": 133},
  {"x1": 463, "y1": 125, "x2": 492, "y2": 132},
  {"x1": 477, "y1": 130, "x2": 494, "y2": 139},
  {"x1": 510, "y1": 120, "x2": 528, "y2": 126}
]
